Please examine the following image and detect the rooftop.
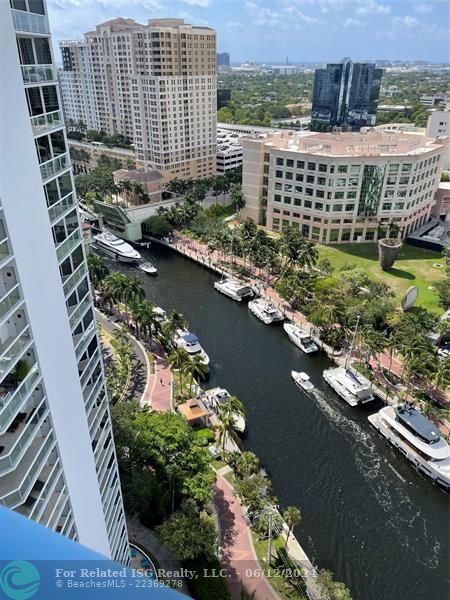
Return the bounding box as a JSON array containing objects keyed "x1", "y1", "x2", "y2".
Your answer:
[
  {"x1": 249, "y1": 129, "x2": 447, "y2": 158},
  {"x1": 178, "y1": 398, "x2": 209, "y2": 423},
  {"x1": 114, "y1": 169, "x2": 163, "y2": 184}
]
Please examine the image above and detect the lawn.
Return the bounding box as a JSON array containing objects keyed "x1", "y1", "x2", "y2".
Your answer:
[{"x1": 318, "y1": 243, "x2": 446, "y2": 313}]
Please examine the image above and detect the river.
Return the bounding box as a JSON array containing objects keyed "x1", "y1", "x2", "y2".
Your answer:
[{"x1": 112, "y1": 245, "x2": 449, "y2": 600}]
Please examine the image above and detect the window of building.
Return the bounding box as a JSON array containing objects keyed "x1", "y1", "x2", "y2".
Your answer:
[
  {"x1": 302, "y1": 224, "x2": 310, "y2": 236},
  {"x1": 347, "y1": 191, "x2": 357, "y2": 199},
  {"x1": 273, "y1": 217, "x2": 280, "y2": 227},
  {"x1": 303, "y1": 215, "x2": 311, "y2": 221},
  {"x1": 336, "y1": 178, "x2": 346, "y2": 187},
  {"x1": 335, "y1": 191, "x2": 344, "y2": 199},
  {"x1": 307, "y1": 162, "x2": 316, "y2": 171},
  {"x1": 304, "y1": 200, "x2": 312, "y2": 208},
  {"x1": 399, "y1": 176, "x2": 409, "y2": 185},
  {"x1": 397, "y1": 190, "x2": 407, "y2": 198},
  {"x1": 385, "y1": 190, "x2": 394, "y2": 198},
  {"x1": 306, "y1": 175, "x2": 315, "y2": 184},
  {"x1": 284, "y1": 196, "x2": 291, "y2": 204},
  {"x1": 275, "y1": 170, "x2": 283, "y2": 178},
  {"x1": 291, "y1": 221, "x2": 299, "y2": 229},
  {"x1": 333, "y1": 204, "x2": 343, "y2": 212},
  {"x1": 273, "y1": 208, "x2": 280, "y2": 214},
  {"x1": 283, "y1": 210, "x2": 290, "y2": 216},
  {"x1": 387, "y1": 176, "x2": 397, "y2": 185},
  {"x1": 264, "y1": 153, "x2": 270, "y2": 163},
  {"x1": 382, "y1": 202, "x2": 392, "y2": 210},
  {"x1": 318, "y1": 163, "x2": 327, "y2": 172},
  {"x1": 312, "y1": 227, "x2": 321, "y2": 240},
  {"x1": 317, "y1": 177, "x2": 326, "y2": 186},
  {"x1": 306, "y1": 188, "x2": 313, "y2": 196},
  {"x1": 350, "y1": 165, "x2": 361, "y2": 175},
  {"x1": 330, "y1": 229, "x2": 340, "y2": 242},
  {"x1": 316, "y1": 190, "x2": 324, "y2": 198},
  {"x1": 338, "y1": 165, "x2": 348, "y2": 173},
  {"x1": 341, "y1": 229, "x2": 352, "y2": 241},
  {"x1": 365, "y1": 230, "x2": 375, "y2": 241},
  {"x1": 286, "y1": 159, "x2": 294, "y2": 167},
  {"x1": 276, "y1": 157, "x2": 284, "y2": 166},
  {"x1": 285, "y1": 184, "x2": 292, "y2": 192},
  {"x1": 286, "y1": 171, "x2": 293, "y2": 180},
  {"x1": 274, "y1": 194, "x2": 281, "y2": 202},
  {"x1": 282, "y1": 220, "x2": 290, "y2": 229},
  {"x1": 394, "y1": 202, "x2": 404, "y2": 210},
  {"x1": 345, "y1": 204, "x2": 355, "y2": 212},
  {"x1": 389, "y1": 164, "x2": 399, "y2": 173},
  {"x1": 295, "y1": 185, "x2": 303, "y2": 193},
  {"x1": 348, "y1": 178, "x2": 359, "y2": 187},
  {"x1": 402, "y1": 163, "x2": 412, "y2": 172},
  {"x1": 297, "y1": 160, "x2": 304, "y2": 169},
  {"x1": 296, "y1": 173, "x2": 304, "y2": 182},
  {"x1": 353, "y1": 229, "x2": 363, "y2": 241},
  {"x1": 315, "y1": 202, "x2": 323, "y2": 211},
  {"x1": 294, "y1": 198, "x2": 301, "y2": 206}
]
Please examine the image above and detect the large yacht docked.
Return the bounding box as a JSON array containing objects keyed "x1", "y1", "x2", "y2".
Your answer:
[
  {"x1": 248, "y1": 298, "x2": 285, "y2": 325},
  {"x1": 214, "y1": 278, "x2": 254, "y2": 302},
  {"x1": 91, "y1": 231, "x2": 142, "y2": 263},
  {"x1": 174, "y1": 329, "x2": 210, "y2": 366},
  {"x1": 284, "y1": 323, "x2": 319, "y2": 354},
  {"x1": 368, "y1": 404, "x2": 450, "y2": 491},
  {"x1": 204, "y1": 388, "x2": 246, "y2": 433},
  {"x1": 323, "y1": 367, "x2": 375, "y2": 407}
]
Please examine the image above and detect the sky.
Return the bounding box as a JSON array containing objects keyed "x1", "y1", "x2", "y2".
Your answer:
[{"x1": 47, "y1": 0, "x2": 450, "y2": 64}]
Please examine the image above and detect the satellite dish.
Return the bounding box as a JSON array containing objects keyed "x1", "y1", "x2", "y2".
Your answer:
[{"x1": 401, "y1": 286, "x2": 419, "y2": 311}]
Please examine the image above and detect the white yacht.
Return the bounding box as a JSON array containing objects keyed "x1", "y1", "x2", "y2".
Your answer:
[
  {"x1": 174, "y1": 329, "x2": 210, "y2": 366},
  {"x1": 153, "y1": 306, "x2": 167, "y2": 324},
  {"x1": 248, "y1": 298, "x2": 285, "y2": 325},
  {"x1": 91, "y1": 231, "x2": 141, "y2": 263},
  {"x1": 204, "y1": 387, "x2": 246, "y2": 433},
  {"x1": 323, "y1": 367, "x2": 375, "y2": 407},
  {"x1": 284, "y1": 323, "x2": 319, "y2": 354},
  {"x1": 139, "y1": 261, "x2": 157, "y2": 275},
  {"x1": 291, "y1": 371, "x2": 315, "y2": 392},
  {"x1": 369, "y1": 404, "x2": 450, "y2": 491},
  {"x1": 214, "y1": 278, "x2": 254, "y2": 302}
]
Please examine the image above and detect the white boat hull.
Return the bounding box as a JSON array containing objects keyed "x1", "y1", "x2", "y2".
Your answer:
[
  {"x1": 248, "y1": 299, "x2": 284, "y2": 325},
  {"x1": 368, "y1": 412, "x2": 450, "y2": 492},
  {"x1": 291, "y1": 371, "x2": 315, "y2": 391},
  {"x1": 90, "y1": 243, "x2": 140, "y2": 263},
  {"x1": 214, "y1": 280, "x2": 253, "y2": 302},
  {"x1": 284, "y1": 323, "x2": 319, "y2": 354}
]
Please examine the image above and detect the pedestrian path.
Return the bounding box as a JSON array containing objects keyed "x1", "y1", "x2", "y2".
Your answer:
[
  {"x1": 214, "y1": 474, "x2": 278, "y2": 600},
  {"x1": 143, "y1": 342, "x2": 173, "y2": 412}
]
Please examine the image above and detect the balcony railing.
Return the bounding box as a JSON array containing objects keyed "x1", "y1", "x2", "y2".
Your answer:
[
  {"x1": 69, "y1": 293, "x2": 92, "y2": 330},
  {"x1": 21, "y1": 64, "x2": 56, "y2": 85},
  {"x1": 84, "y1": 376, "x2": 104, "y2": 415},
  {"x1": 0, "y1": 400, "x2": 47, "y2": 475},
  {"x1": 80, "y1": 349, "x2": 101, "y2": 389},
  {"x1": 48, "y1": 192, "x2": 76, "y2": 224},
  {"x1": 12, "y1": 9, "x2": 49, "y2": 35},
  {"x1": 0, "y1": 367, "x2": 40, "y2": 434},
  {"x1": 31, "y1": 110, "x2": 62, "y2": 135},
  {"x1": 0, "y1": 326, "x2": 32, "y2": 379},
  {"x1": 62, "y1": 261, "x2": 87, "y2": 298},
  {"x1": 40, "y1": 153, "x2": 70, "y2": 182},
  {"x1": 0, "y1": 433, "x2": 55, "y2": 509},
  {"x1": 55, "y1": 229, "x2": 81, "y2": 263},
  {"x1": 75, "y1": 320, "x2": 96, "y2": 360},
  {"x1": 0, "y1": 238, "x2": 11, "y2": 266},
  {"x1": 0, "y1": 285, "x2": 22, "y2": 324}
]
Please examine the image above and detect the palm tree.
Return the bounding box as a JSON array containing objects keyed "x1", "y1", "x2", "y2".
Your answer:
[
  {"x1": 216, "y1": 404, "x2": 240, "y2": 453},
  {"x1": 283, "y1": 505, "x2": 301, "y2": 548},
  {"x1": 138, "y1": 301, "x2": 161, "y2": 347},
  {"x1": 117, "y1": 179, "x2": 133, "y2": 206},
  {"x1": 103, "y1": 272, "x2": 128, "y2": 316},
  {"x1": 122, "y1": 276, "x2": 145, "y2": 325},
  {"x1": 168, "y1": 348, "x2": 190, "y2": 396},
  {"x1": 230, "y1": 184, "x2": 246, "y2": 214},
  {"x1": 87, "y1": 255, "x2": 109, "y2": 289},
  {"x1": 431, "y1": 357, "x2": 450, "y2": 395},
  {"x1": 235, "y1": 451, "x2": 260, "y2": 478},
  {"x1": 184, "y1": 353, "x2": 209, "y2": 394},
  {"x1": 164, "y1": 310, "x2": 188, "y2": 347}
]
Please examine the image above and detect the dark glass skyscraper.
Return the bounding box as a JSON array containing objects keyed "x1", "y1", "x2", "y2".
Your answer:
[{"x1": 311, "y1": 58, "x2": 383, "y2": 130}]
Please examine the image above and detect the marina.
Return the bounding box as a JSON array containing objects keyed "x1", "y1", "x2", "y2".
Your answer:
[{"x1": 111, "y1": 244, "x2": 450, "y2": 600}]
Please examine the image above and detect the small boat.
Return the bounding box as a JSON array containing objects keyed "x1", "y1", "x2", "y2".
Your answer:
[
  {"x1": 214, "y1": 278, "x2": 254, "y2": 302},
  {"x1": 204, "y1": 387, "x2": 246, "y2": 433},
  {"x1": 153, "y1": 306, "x2": 167, "y2": 324},
  {"x1": 284, "y1": 323, "x2": 319, "y2": 354},
  {"x1": 323, "y1": 367, "x2": 374, "y2": 407},
  {"x1": 291, "y1": 371, "x2": 315, "y2": 391},
  {"x1": 174, "y1": 329, "x2": 210, "y2": 366},
  {"x1": 139, "y1": 261, "x2": 157, "y2": 275},
  {"x1": 248, "y1": 298, "x2": 284, "y2": 325},
  {"x1": 91, "y1": 230, "x2": 142, "y2": 263}
]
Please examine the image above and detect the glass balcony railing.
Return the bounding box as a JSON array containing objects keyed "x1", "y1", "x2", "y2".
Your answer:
[
  {"x1": 69, "y1": 293, "x2": 92, "y2": 330},
  {"x1": 75, "y1": 320, "x2": 96, "y2": 360},
  {"x1": 62, "y1": 261, "x2": 87, "y2": 298},
  {"x1": 31, "y1": 110, "x2": 62, "y2": 135},
  {"x1": 0, "y1": 433, "x2": 54, "y2": 509},
  {"x1": 48, "y1": 192, "x2": 76, "y2": 224},
  {"x1": 0, "y1": 327, "x2": 32, "y2": 379},
  {"x1": 40, "y1": 153, "x2": 70, "y2": 182},
  {"x1": 0, "y1": 286, "x2": 22, "y2": 323},
  {"x1": 21, "y1": 64, "x2": 56, "y2": 85},
  {"x1": 56, "y1": 229, "x2": 81, "y2": 263},
  {"x1": 0, "y1": 401, "x2": 47, "y2": 475},
  {"x1": 12, "y1": 9, "x2": 49, "y2": 35},
  {"x1": 0, "y1": 238, "x2": 11, "y2": 266},
  {"x1": 80, "y1": 349, "x2": 101, "y2": 389},
  {"x1": 0, "y1": 366, "x2": 40, "y2": 434}
]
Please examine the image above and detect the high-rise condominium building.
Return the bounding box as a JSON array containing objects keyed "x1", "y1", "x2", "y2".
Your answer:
[
  {"x1": 311, "y1": 58, "x2": 383, "y2": 130},
  {"x1": 217, "y1": 52, "x2": 230, "y2": 67},
  {"x1": 59, "y1": 18, "x2": 217, "y2": 180},
  {"x1": 426, "y1": 110, "x2": 450, "y2": 169},
  {"x1": 1, "y1": 0, "x2": 128, "y2": 563},
  {"x1": 241, "y1": 130, "x2": 446, "y2": 244}
]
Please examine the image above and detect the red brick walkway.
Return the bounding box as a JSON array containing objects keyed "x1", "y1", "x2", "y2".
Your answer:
[
  {"x1": 215, "y1": 474, "x2": 278, "y2": 600},
  {"x1": 144, "y1": 342, "x2": 173, "y2": 412}
]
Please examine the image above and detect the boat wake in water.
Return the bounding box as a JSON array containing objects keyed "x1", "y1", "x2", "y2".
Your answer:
[{"x1": 310, "y1": 388, "x2": 441, "y2": 569}]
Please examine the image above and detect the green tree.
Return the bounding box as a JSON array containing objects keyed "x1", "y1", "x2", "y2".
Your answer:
[
  {"x1": 144, "y1": 215, "x2": 172, "y2": 238},
  {"x1": 87, "y1": 254, "x2": 109, "y2": 289},
  {"x1": 283, "y1": 505, "x2": 301, "y2": 547},
  {"x1": 317, "y1": 569, "x2": 352, "y2": 600},
  {"x1": 235, "y1": 451, "x2": 260, "y2": 479},
  {"x1": 216, "y1": 404, "x2": 240, "y2": 453},
  {"x1": 168, "y1": 347, "x2": 190, "y2": 396},
  {"x1": 230, "y1": 184, "x2": 246, "y2": 214},
  {"x1": 233, "y1": 473, "x2": 272, "y2": 514}
]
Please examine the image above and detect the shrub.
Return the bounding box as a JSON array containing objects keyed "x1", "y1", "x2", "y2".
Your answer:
[
  {"x1": 183, "y1": 555, "x2": 232, "y2": 600},
  {"x1": 193, "y1": 428, "x2": 215, "y2": 446}
]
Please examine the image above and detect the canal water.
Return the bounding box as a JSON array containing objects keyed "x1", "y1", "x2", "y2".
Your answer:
[{"x1": 113, "y1": 246, "x2": 449, "y2": 600}]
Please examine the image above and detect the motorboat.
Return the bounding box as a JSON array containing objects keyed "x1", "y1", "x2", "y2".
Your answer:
[
  {"x1": 174, "y1": 329, "x2": 210, "y2": 366},
  {"x1": 284, "y1": 323, "x2": 319, "y2": 354},
  {"x1": 153, "y1": 306, "x2": 167, "y2": 324},
  {"x1": 214, "y1": 278, "x2": 254, "y2": 302},
  {"x1": 204, "y1": 387, "x2": 246, "y2": 433},
  {"x1": 248, "y1": 298, "x2": 284, "y2": 325},
  {"x1": 139, "y1": 261, "x2": 157, "y2": 275},
  {"x1": 368, "y1": 404, "x2": 450, "y2": 491},
  {"x1": 91, "y1": 230, "x2": 141, "y2": 263},
  {"x1": 323, "y1": 366, "x2": 375, "y2": 407},
  {"x1": 291, "y1": 371, "x2": 315, "y2": 392}
]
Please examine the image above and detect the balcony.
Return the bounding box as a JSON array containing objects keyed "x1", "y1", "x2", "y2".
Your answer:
[
  {"x1": 74, "y1": 320, "x2": 96, "y2": 361},
  {"x1": 0, "y1": 238, "x2": 11, "y2": 268},
  {"x1": 0, "y1": 285, "x2": 23, "y2": 325},
  {"x1": 21, "y1": 64, "x2": 56, "y2": 86},
  {"x1": 31, "y1": 110, "x2": 62, "y2": 135},
  {"x1": 0, "y1": 431, "x2": 55, "y2": 509},
  {"x1": 48, "y1": 192, "x2": 76, "y2": 225},
  {"x1": 0, "y1": 399, "x2": 48, "y2": 476},
  {"x1": 39, "y1": 153, "x2": 70, "y2": 182},
  {"x1": 0, "y1": 326, "x2": 32, "y2": 379},
  {"x1": 80, "y1": 349, "x2": 101, "y2": 389},
  {"x1": 69, "y1": 292, "x2": 92, "y2": 330},
  {"x1": 12, "y1": 9, "x2": 49, "y2": 35},
  {"x1": 56, "y1": 229, "x2": 81, "y2": 263},
  {"x1": 83, "y1": 376, "x2": 104, "y2": 414},
  {"x1": 0, "y1": 366, "x2": 40, "y2": 434},
  {"x1": 62, "y1": 261, "x2": 87, "y2": 298}
]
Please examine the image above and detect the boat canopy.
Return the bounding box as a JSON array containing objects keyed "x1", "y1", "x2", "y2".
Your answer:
[
  {"x1": 183, "y1": 333, "x2": 199, "y2": 343},
  {"x1": 395, "y1": 406, "x2": 442, "y2": 444}
]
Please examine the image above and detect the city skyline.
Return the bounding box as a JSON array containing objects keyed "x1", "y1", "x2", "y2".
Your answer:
[{"x1": 47, "y1": 0, "x2": 450, "y2": 64}]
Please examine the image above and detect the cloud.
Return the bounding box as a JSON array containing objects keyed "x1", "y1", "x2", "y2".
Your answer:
[
  {"x1": 393, "y1": 15, "x2": 419, "y2": 28},
  {"x1": 245, "y1": 0, "x2": 321, "y2": 29},
  {"x1": 181, "y1": 0, "x2": 211, "y2": 7},
  {"x1": 414, "y1": 3, "x2": 433, "y2": 14},
  {"x1": 344, "y1": 17, "x2": 361, "y2": 27},
  {"x1": 355, "y1": 0, "x2": 390, "y2": 15}
]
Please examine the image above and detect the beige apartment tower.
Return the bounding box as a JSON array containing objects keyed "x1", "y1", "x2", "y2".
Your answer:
[{"x1": 59, "y1": 18, "x2": 217, "y2": 180}]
